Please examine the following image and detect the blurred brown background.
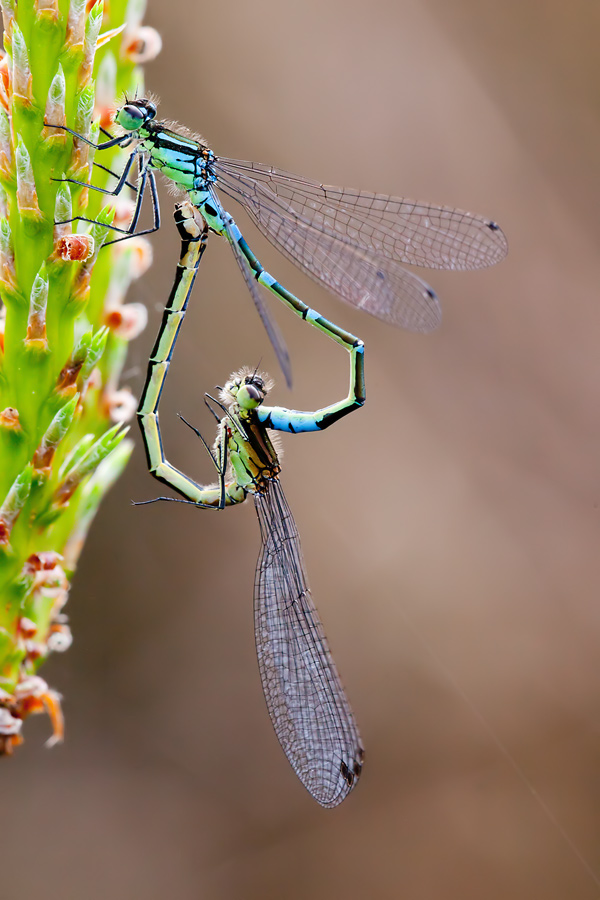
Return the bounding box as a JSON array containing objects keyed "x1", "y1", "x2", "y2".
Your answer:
[{"x1": 4, "y1": 0, "x2": 600, "y2": 897}]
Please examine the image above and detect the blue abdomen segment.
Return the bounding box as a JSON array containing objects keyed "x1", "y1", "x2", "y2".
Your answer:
[
  {"x1": 258, "y1": 338, "x2": 364, "y2": 434},
  {"x1": 258, "y1": 406, "x2": 324, "y2": 433}
]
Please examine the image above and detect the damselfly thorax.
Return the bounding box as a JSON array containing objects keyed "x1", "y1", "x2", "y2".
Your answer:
[
  {"x1": 225, "y1": 408, "x2": 281, "y2": 495},
  {"x1": 138, "y1": 123, "x2": 216, "y2": 193}
]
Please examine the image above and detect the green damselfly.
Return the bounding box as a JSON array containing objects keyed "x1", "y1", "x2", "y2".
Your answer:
[
  {"x1": 50, "y1": 97, "x2": 507, "y2": 385},
  {"x1": 137, "y1": 202, "x2": 364, "y2": 807}
]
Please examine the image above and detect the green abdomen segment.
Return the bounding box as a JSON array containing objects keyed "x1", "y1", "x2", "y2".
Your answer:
[{"x1": 137, "y1": 202, "x2": 243, "y2": 506}]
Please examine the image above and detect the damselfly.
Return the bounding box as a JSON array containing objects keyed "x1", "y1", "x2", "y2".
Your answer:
[
  {"x1": 51, "y1": 97, "x2": 508, "y2": 385},
  {"x1": 137, "y1": 203, "x2": 365, "y2": 806}
]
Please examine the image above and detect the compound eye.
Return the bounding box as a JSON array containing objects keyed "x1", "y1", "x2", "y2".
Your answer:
[
  {"x1": 245, "y1": 384, "x2": 263, "y2": 402},
  {"x1": 123, "y1": 104, "x2": 144, "y2": 121},
  {"x1": 146, "y1": 101, "x2": 157, "y2": 120},
  {"x1": 116, "y1": 103, "x2": 146, "y2": 131}
]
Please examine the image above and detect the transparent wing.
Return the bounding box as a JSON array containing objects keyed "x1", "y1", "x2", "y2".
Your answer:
[
  {"x1": 214, "y1": 157, "x2": 508, "y2": 271},
  {"x1": 254, "y1": 479, "x2": 363, "y2": 807},
  {"x1": 211, "y1": 187, "x2": 293, "y2": 387},
  {"x1": 218, "y1": 178, "x2": 441, "y2": 332}
]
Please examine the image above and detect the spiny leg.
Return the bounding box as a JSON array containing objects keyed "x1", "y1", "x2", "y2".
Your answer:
[
  {"x1": 43, "y1": 121, "x2": 131, "y2": 151},
  {"x1": 98, "y1": 125, "x2": 115, "y2": 141},
  {"x1": 92, "y1": 160, "x2": 137, "y2": 191},
  {"x1": 135, "y1": 416, "x2": 229, "y2": 510},
  {"x1": 204, "y1": 396, "x2": 222, "y2": 425},
  {"x1": 85, "y1": 113, "x2": 134, "y2": 184},
  {"x1": 133, "y1": 495, "x2": 206, "y2": 507},
  {"x1": 177, "y1": 413, "x2": 220, "y2": 469},
  {"x1": 177, "y1": 412, "x2": 233, "y2": 510},
  {"x1": 55, "y1": 146, "x2": 139, "y2": 199},
  {"x1": 104, "y1": 164, "x2": 161, "y2": 245},
  {"x1": 204, "y1": 392, "x2": 248, "y2": 442},
  {"x1": 55, "y1": 155, "x2": 161, "y2": 241},
  {"x1": 47, "y1": 118, "x2": 163, "y2": 250}
]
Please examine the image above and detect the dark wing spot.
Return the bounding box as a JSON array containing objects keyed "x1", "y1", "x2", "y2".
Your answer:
[
  {"x1": 487, "y1": 221, "x2": 500, "y2": 231},
  {"x1": 340, "y1": 761, "x2": 355, "y2": 787},
  {"x1": 376, "y1": 270, "x2": 385, "y2": 280}
]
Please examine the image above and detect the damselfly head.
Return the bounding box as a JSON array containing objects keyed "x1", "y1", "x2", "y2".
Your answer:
[
  {"x1": 115, "y1": 97, "x2": 157, "y2": 132},
  {"x1": 221, "y1": 367, "x2": 273, "y2": 410}
]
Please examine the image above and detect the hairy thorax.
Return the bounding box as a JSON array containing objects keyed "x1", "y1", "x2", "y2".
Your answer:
[{"x1": 139, "y1": 120, "x2": 214, "y2": 192}]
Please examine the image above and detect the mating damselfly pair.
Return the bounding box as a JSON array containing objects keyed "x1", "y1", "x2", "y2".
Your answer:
[{"x1": 50, "y1": 98, "x2": 507, "y2": 806}]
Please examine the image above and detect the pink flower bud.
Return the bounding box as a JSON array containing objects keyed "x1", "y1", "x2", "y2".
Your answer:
[
  {"x1": 122, "y1": 26, "x2": 162, "y2": 63},
  {"x1": 105, "y1": 301, "x2": 147, "y2": 340},
  {"x1": 106, "y1": 387, "x2": 137, "y2": 423},
  {"x1": 56, "y1": 233, "x2": 94, "y2": 261}
]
